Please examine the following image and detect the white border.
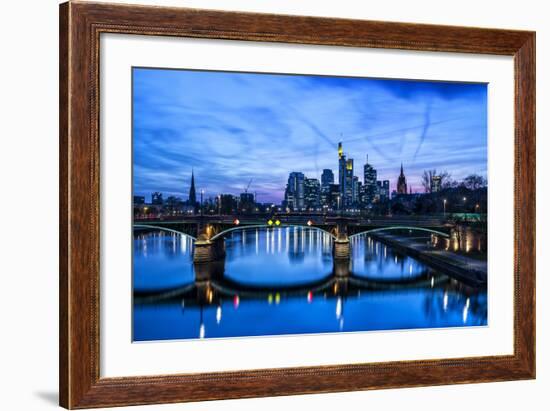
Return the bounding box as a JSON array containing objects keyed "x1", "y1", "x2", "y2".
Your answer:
[{"x1": 100, "y1": 34, "x2": 514, "y2": 377}]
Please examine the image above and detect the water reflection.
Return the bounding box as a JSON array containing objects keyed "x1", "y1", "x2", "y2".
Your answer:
[
  {"x1": 133, "y1": 230, "x2": 194, "y2": 292},
  {"x1": 133, "y1": 227, "x2": 487, "y2": 341},
  {"x1": 351, "y1": 235, "x2": 433, "y2": 280}
]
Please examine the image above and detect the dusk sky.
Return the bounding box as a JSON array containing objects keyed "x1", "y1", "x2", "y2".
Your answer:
[{"x1": 133, "y1": 67, "x2": 487, "y2": 204}]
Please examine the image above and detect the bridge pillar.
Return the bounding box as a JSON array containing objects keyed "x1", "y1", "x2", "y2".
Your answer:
[
  {"x1": 333, "y1": 238, "x2": 351, "y2": 260},
  {"x1": 333, "y1": 258, "x2": 350, "y2": 277},
  {"x1": 193, "y1": 238, "x2": 226, "y2": 264},
  {"x1": 332, "y1": 216, "x2": 351, "y2": 260},
  {"x1": 194, "y1": 259, "x2": 225, "y2": 284}
]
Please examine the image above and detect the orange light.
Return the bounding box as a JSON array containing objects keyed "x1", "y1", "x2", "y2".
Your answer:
[
  {"x1": 307, "y1": 220, "x2": 313, "y2": 226},
  {"x1": 233, "y1": 219, "x2": 240, "y2": 225}
]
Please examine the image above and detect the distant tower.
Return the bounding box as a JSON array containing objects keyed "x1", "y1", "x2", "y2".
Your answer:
[
  {"x1": 188, "y1": 170, "x2": 197, "y2": 206},
  {"x1": 338, "y1": 142, "x2": 346, "y2": 210},
  {"x1": 397, "y1": 163, "x2": 408, "y2": 194}
]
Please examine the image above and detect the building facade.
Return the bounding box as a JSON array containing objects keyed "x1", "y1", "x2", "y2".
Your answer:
[
  {"x1": 431, "y1": 175, "x2": 442, "y2": 193},
  {"x1": 151, "y1": 192, "x2": 163, "y2": 205},
  {"x1": 363, "y1": 160, "x2": 377, "y2": 205},
  {"x1": 320, "y1": 168, "x2": 334, "y2": 207},
  {"x1": 304, "y1": 178, "x2": 321, "y2": 210},
  {"x1": 284, "y1": 172, "x2": 305, "y2": 210},
  {"x1": 338, "y1": 142, "x2": 347, "y2": 210},
  {"x1": 377, "y1": 180, "x2": 390, "y2": 202}
]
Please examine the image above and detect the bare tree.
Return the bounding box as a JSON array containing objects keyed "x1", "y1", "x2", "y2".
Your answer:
[
  {"x1": 421, "y1": 169, "x2": 452, "y2": 193},
  {"x1": 439, "y1": 171, "x2": 454, "y2": 188},
  {"x1": 421, "y1": 169, "x2": 436, "y2": 193},
  {"x1": 463, "y1": 174, "x2": 487, "y2": 190}
]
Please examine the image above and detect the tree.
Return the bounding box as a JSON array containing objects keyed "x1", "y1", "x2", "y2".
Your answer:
[
  {"x1": 421, "y1": 169, "x2": 452, "y2": 193},
  {"x1": 463, "y1": 174, "x2": 487, "y2": 190}
]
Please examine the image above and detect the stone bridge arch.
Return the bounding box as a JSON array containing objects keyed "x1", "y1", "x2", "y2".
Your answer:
[{"x1": 133, "y1": 224, "x2": 197, "y2": 240}]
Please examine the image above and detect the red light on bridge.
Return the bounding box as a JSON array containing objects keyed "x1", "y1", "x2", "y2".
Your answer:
[
  {"x1": 307, "y1": 291, "x2": 313, "y2": 303},
  {"x1": 233, "y1": 295, "x2": 240, "y2": 308},
  {"x1": 233, "y1": 219, "x2": 240, "y2": 225}
]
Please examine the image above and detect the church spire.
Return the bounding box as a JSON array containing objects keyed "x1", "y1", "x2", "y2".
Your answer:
[
  {"x1": 397, "y1": 163, "x2": 408, "y2": 195},
  {"x1": 188, "y1": 169, "x2": 197, "y2": 206}
]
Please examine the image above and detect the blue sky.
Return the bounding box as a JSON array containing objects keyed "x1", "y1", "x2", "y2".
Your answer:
[{"x1": 133, "y1": 68, "x2": 487, "y2": 203}]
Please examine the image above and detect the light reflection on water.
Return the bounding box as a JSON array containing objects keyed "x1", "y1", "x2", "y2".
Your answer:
[{"x1": 133, "y1": 227, "x2": 487, "y2": 341}]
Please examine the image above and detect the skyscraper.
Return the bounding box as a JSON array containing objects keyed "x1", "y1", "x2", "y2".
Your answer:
[
  {"x1": 304, "y1": 178, "x2": 321, "y2": 210},
  {"x1": 338, "y1": 142, "x2": 346, "y2": 210},
  {"x1": 377, "y1": 180, "x2": 390, "y2": 202},
  {"x1": 320, "y1": 169, "x2": 334, "y2": 207},
  {"x1": 284, "y1": 172, "x2": 305, "y2": 210},
  {"x1": 345, "y1": 159, "x2": 354, "y2": 208},
  {"x1": 188, "y1": 170, "x2": 197, "y2": 206},
  {"x1": 397, "y1": 163, "x2": 408, "y2": 194},
  {"x1": 329, "y1": 183, "x2": 340, "y2": 210},
  {"x1": 352, "y1": 175, "x2": 360, "y2": 205},
  {"x1": 363, "y1": 157, "x2": 377, "y2": 205}
]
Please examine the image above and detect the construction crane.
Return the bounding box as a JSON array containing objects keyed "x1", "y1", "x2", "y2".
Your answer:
[{"x1": 244, "y1": 178, "x2": 253, "y2": 193}]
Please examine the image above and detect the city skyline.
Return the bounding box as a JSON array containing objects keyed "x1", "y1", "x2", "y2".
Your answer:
[{"x1": 133, "y1": 68, "x2": 488, "y2": 203}]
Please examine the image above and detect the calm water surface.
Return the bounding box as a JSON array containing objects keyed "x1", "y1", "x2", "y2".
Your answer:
[{"x1": 133, "y1": 227, "x2": 487, "y2": 341}]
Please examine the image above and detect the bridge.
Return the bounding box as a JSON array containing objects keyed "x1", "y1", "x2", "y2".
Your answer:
[{"x1": 134, "y1": 214, "x2": 451, "y2": 264}]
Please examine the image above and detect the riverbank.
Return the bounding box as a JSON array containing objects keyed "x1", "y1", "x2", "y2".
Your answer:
[{"x1": 368, "y1": 232, "x2": 487, "y2": 287}]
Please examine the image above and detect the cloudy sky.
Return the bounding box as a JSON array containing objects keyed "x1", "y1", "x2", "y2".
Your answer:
[{"x1": 133, "y1": 67, "x2": 487, "y2": 204}]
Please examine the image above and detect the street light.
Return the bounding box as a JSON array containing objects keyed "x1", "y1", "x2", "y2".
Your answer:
[{"x1": 443, "y1": 199, "x2": 447, "y2": 216}]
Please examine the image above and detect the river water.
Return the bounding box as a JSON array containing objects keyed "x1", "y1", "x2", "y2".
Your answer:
[{"x1": 133, "y1": 227, "x2": 487, "y2": 341}]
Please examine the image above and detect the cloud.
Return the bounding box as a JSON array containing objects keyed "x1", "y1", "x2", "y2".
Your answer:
[{"x1": 133, "y1": 68, "x2": 487, "y2": 201}]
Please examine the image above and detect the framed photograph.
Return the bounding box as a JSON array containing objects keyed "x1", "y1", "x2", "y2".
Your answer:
[{"x1": 59, "y1": 1, "x2": 535, "y2": 408}]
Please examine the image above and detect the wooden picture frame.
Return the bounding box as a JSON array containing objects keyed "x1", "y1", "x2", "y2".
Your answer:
[{"x1": 59, "y1": 1, "x2": 535, "y2": 408}]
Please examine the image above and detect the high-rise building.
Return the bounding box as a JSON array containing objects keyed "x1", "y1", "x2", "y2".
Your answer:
[
  {"x1": 397, "y1": 163, "x2": 408, "y2": 194},
  {"x1": 219, "y1": 194, "x2": 237, "y2": 214},
  {"x1": 377, "y1": 180, "x2": 390, "y2": 202},
  {"x1": 151, "y1": 192, "x2": 163, "y2": 205},
  {"x1": 345, "y1": 159, "x2": 354, "y2": 208},
  {"x1": 338, "y1": 142, "x2": 347, "y2": 210},
  {"x1": 431, "y1": 175, "x2": 442, "y2": 193},
  {"x1": 352, "y1": 176, "x2": 360, "y2": 205},
  {"x1": 188, "y1": 170, "x2": 197, "y2": 206},
  {"x1": 329, "y1": 184, "x2": 340, "y2": 210},
  {"x1": 239, "y1": 192, "x2": 255, "y2": 213},
  {"x1": 284, "y1": 172, "x2": 305, "y2": 210},
  {"x1": 363, "y1": 158, "x2": 377, "y2": 205},
  {"x1": 304, "y1": 178, "x2": 321, "y2": 210},
  {"x1": 320, "y1": 169, "x2": 334, "y2": 207}
]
